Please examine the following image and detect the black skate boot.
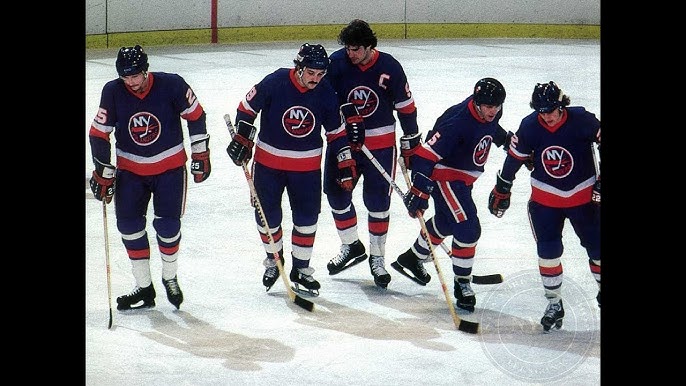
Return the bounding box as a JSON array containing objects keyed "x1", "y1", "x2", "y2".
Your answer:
[
  {"x1": 290, "y1": 266, "x2": 321, "y2": 296},
  {"x1": 116, "y1": 284, "x2": 156, "y2": 311},
  {"x1": 541, "y1": 299, "x2": 565, "y2": 332},
  {"x1": 162, "y1": 276, "x2": 184, "y2": 310},
  {"x1": 454, "y1": 278, "x2": 476, "y2": 312},
  {"x1": 327, "y1": 240, "x2": 368, "y2": 275},
  {"x1": 369, "y1": 255, "x2": 391, "y2": 289},
  {"x1": 262, "y1": 250, "x2": 284, "y2": 292},
  {"x1": 596, "y1": 291, "x2": 601, "y2": 308},
  {"x1": 391, "y1": 249, "x2": 431, "y2": 285}
]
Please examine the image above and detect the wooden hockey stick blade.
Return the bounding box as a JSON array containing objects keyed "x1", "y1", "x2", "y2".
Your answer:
[
  {"x1": 108, "y1": 309, "x2": 113, "y2": 329},
  {"x1": 472, "y1": 274, "x2": 504, "y2": 285},
  {"x1": 457, "y1": 319, "x2": 480, "y2": 334}
]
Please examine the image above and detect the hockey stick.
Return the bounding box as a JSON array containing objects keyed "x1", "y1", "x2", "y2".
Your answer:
[
  {"x1": 360, "y1": 145, "x2": 478, "y2": 333},
  {"x1": 224, "y1": 114, "x2": 314, "y2": 312},
  {"x1": 102, "y1": 200, "x2": 114, "y2": 329},
  {"x1": 357, "y1": 145, "x2": 502, "y2": 284},
  {"x1": 397, "y1": 158, "x2": 503, "y2": 285}
]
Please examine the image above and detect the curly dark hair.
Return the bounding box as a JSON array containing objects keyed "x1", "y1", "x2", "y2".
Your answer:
[{"x1": 338, "y1": 19, "x2": 377, "y2": 49}]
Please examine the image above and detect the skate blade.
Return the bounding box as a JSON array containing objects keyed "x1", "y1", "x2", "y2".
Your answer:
[
  {"x1": 291, "y1": 285, "x2": 320, "y2": 297},
  {"x1": 456, "y1": 303, "x2": 475, "y2": 313},
  {"x1": 328, "y1": 254, "x2": 368, "y2": 275},
  {"x1": 390, "y1": 261, "x2": 428, "y2": 286},
  {"x1": 117, "y1": 302, "x2": 155, "y2": 311},
  {"x1": 542, "y1": 320, "x2": 563, "y2": 332}
]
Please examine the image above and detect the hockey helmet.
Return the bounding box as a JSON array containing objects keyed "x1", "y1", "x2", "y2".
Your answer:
[
  {"x1": 530, "y1": 81, "x2": 564, "y2": 113},
  {"x1": 116, "y1": 45, "x2": 149, "y2": 77},
  {"x1": 473, "y1": 77, "x2": 506, "y2": 106},
  {"x1": 293, "y1": 43, "x2": 329, "y2": 70}
]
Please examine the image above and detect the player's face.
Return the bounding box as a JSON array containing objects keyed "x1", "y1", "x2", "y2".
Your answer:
[
  {"x1": 538, "y1": 109, "x2": 563, "y2": 126},
  {"x1": 120, "y1": 72, "x2": 148, "y2": 93},
  {"x1": 345, "y1": 45, "x2": 371, "y2": 65},
  {"x1": 477, "y1": 104, "x2": 502, "y2": 122},
  {"x1": 298, "y1": 67, "x2": 327, "y2": 90}
]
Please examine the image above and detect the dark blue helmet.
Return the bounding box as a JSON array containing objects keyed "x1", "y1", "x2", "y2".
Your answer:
[
  {"x1": 530, "y1": 81, "x2": 566, "y2": 113},
  {"x1": 473, "y1": 77, "x2": 506, "y2": 106},
  {"x1": 116, "y1": 45, "x2": 149, "y2": 77},
  {"x1": 293, "y1": 43, "x2": 329, "y2": 70}
]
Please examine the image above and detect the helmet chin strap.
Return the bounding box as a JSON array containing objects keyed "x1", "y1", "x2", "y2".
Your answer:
[
  {"x1": 474, "y1": 101, "x2": 484, "y2": 119},
  {"x1": 296, "y1": 67, "x2": 306, "y2": 86}
]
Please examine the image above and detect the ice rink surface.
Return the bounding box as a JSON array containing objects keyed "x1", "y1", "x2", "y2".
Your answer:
[{"x1": 85, "y1": 39, "x2": 601, "y2": 385}]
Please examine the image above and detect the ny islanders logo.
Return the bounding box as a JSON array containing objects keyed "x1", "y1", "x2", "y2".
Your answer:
[
  {"x1": 346, "y1": 86, "x2": 379, "y2": 117},
  {"x1": 473, "y1": 135, "x2": 493, "y2": 166},
  {"x1": 282, "y1": 106, "x2": 316, "y2": 137},
  {"x1": 129, "y1": 112, "x2": 161, "y2": 145},
  {"x1": 541, "y1": 145, "x2": 573, "y2": 178}
]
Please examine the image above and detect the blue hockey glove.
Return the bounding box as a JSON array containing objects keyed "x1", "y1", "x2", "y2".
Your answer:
[
  {"x1": 488, "y1": 171, "x2": 512, "y2": 218},
  {"x1": 404, "y1": 172, "x2": 433, "y2": 218},
  {"x1": 227, "y1": 120, "x2": 256, "y2": 166},
  {"x1": 340, "y1": 103, "x2": 365, "y2": 151},
  {"x1": 400, "y1": 132, "x2": 422, "y2": 170},
  {"x1": 592, "y1": 175, "x2": 600, "y2": 205}
]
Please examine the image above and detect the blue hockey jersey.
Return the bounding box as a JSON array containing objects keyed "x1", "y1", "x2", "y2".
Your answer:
[
  {"x1": 235, "y1": 68, "x2": 343, "y2": 172},
  {"x1": 89, "y1": 72, "x2": 207, "y2": 176},
  {"x1": 502, "y1": 106, "x2": 601, "y2": 208},
  {"x1": 412, "y1": 95, "x2": 509, "y2": 186},
  {"x1": 325, "y1": 48, "x2": 419, "y2": 149}
]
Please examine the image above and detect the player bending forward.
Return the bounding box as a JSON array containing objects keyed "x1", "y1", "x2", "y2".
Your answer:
[
  {"x1": 489, "y1": 81, "x2": 601, "y2": 331},
  {"x1": 396, "y1": 78, "x2": 513, "y2": 312}
]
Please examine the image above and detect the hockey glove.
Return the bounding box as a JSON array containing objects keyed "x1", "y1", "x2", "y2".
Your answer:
[
  {"x1": 90, "y1": 158, "x2": 116, "y2": 203},
  {"x1": 503, "y1": 131, "x2": 514, "y2": 152},
  {"x1": 488, "y1": 171, "x2": 513, "y2": 218},
  {"x1": 227, "y1": 120, "x2": 256, "y2": 166},
  {"x1": 404, "y1": 172, "x2": 433, "y2": 218},
  {"x1": 190, "y1": 134, "x2": 211, "y2": 183},
  {"x1": 336, "y1": 146, "x2": 358, "y2": 192},
  {"x1": 592, "y1": 175, "x2": 600, "y2": 205},
  {"x1": 400, "y1": 132, "x2": 422, "y2": 170},
  {"x1": 340, "y1": 103, "x2": 365, "y2": 151},
  {"x1": 523, "y1": 153, "x2": 534, "y2": 171}
]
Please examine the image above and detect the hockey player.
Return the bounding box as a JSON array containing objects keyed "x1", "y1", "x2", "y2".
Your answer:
[
  {"x1": 489, "y1": 81, "x2": 601, "y2": 331},
  {"x1": 88, "y1": 45, "x2": 211, "y2": 311},
  {"x1": 227, "y1": 43, "x2": 344, "y2": 296},
  {"x1": 323, "y1": 19, "x2": 421, "y2": 289},
  {"x1": 395, "y1": 78, "x2": 513, "y2": 312}
]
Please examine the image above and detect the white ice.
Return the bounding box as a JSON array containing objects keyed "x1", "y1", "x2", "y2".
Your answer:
[{"x1": 86, "y1": 39, "x2": 601, "y2": 385}]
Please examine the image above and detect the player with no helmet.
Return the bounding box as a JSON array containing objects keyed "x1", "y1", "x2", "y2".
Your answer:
[{"x1": 323, "y1": 19, "x2": 422, "y2": 289}]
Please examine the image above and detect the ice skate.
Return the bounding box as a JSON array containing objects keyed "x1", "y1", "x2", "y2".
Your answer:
[
  {"x1": 391, "y1": 249, "x2": 431, "y2": 285},
  {"x1": 454, "y1": 278, "x2": 476, "y2": 312},
  {"x1": 541, "y1": 300, "x2": 565, "y2": 332},
  {"x1": 596, "y1": 291, "x2": 601, "y2": 308},
  {"x1": 116, "y1": 284, "x2": 156, "y2": 311},
  {"x1": 262, "y1": 250, "x2": 284, "y2": 292},
  {"x1": 327, "y1": 240, "x2": 368, "y2": 275},
  {"x1": 290, "y1": 266, "x2": 321, "y2": 296},
  {"x1": 369, "y1": 255, "x2": 391, "y2": 289},
  {"x1": 162, "y1": 276, "x2": 184, "y2": 310}
]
